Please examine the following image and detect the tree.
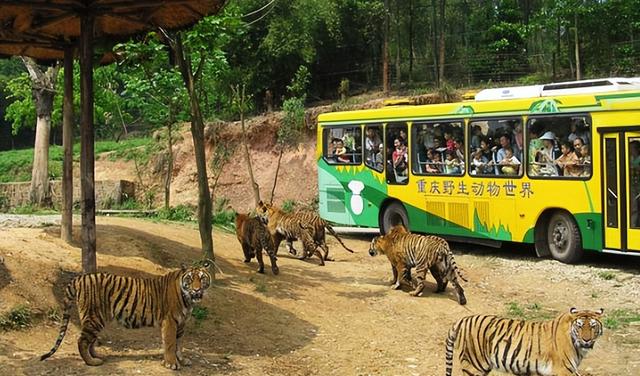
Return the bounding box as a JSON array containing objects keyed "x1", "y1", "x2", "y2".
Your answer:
[
  {"x1": 231, "y1": 84, "x2": 261, "y2": 206},
  {"x1": 21, "y1": 57, "x2": 60, "y2": 207}
]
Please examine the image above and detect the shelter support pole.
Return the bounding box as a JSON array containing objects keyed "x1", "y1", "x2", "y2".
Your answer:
[
  {"x1": 61, "y1": 46, "x2": 74, "y2": 244},
  {"x1": 80, "y1": 14, "x2": 96, "y2": 273}
]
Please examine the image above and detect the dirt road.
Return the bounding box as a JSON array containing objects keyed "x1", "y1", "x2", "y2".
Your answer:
[{"x1": 0, "y1": 217, "x2": 639, "y2": 375}]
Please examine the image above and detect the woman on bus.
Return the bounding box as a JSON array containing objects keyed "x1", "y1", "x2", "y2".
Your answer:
[
  {"x1": 555, "y1": 141, "x2": 581, "y2": 176},
  {"x1": 533, "y1": 131, "x2": 560, "y2": 176}
]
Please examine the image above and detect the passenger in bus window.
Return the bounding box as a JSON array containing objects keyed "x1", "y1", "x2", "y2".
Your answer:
[
  {"x1": 555, "y1": 141, "x2": 581, "y2": 177},
  {"x1": 578, "y1": 144, "x2": 591, "y2": 177},
  {"x1": 568, "y1": 118, "x2": 591, "y2": 146},
  {"x1": 455, "y1": 138, "x2": 465, "y2": 163},
  {"x1": 392, "y1": 139, "x2": 408, "y2": 176},
  {"x1": 471, "y1": 149, "x2": 492, "y2": 175},
  {"x1": 496, "y1": 134, "x2": 521, "y2": 166},
  {"x1": 418, "y1": 125, "x2": 435, "y2": 150},
  {"x1": 375, "y1": 143, "x2": 384, "y2": 171},
  {"x1": 470, "y1": 125, "x2": 482, "y2": 150},
  {"x1": 334, "y1": 139, "x2": 350, "y2": 163},
  {"x1": 479, "y1": 138, "x2": 493, "y2": 166},
  {"x1": 533, "y1": 131, "x2": 560, "y2": 176},
  {"x1": 498, "y1": 147, "x2": 520, "y2": 175},
  {"x1": 444, "y1": 150, "x2": 462, "y2": 175},
  {"x1": 426, "y1": 150, "x2": 444, "y2": 174},
  {"x1": 399, "y1": 129, "x2": 408, "y2": 146},
  {"x1": 572, "y1": 137, "x2": 585, "y2": 155},
  {"x1": 514, "y1": 123, "x2": 524, "y2": 154},
  {"x1": 444, "y1": 131, "x2": 456, "y2": 151},
  {"x1": 365, "y1": 128, "x2": 382, "y2": 166}
]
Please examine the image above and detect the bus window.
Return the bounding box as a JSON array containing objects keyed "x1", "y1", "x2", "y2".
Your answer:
[
  {"x1": 630, "y1": 139, "x2": 640, "y2": 229},
  {"x1": 386, "y1": 123, "x2": 408, "y2": 184},
  {"x1": 364, "y1": 124, "x2": 383, "y2": 172},
  {"x1": 468, "y1": 118, "x2": 523, "y2": 177},
  {"x1": 527, "y1": 115, "x2": 592, "y2": 179},
  {"x1": 413, "y1": 120, "x2": 464, "y2": 176},
  {"x1": 322, "y1": 126, "x2": 362, "y2": 165}
]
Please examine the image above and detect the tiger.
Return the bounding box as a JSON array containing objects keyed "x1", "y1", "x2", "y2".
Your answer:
[
  {"x1": 235, "y1": 212, "x2": 279, "y2": 275},
  {"x1": 368, "y1": 224, "x2": 467, "y2": 305},
  {"x1": 256, "y1": 200, "x2": 354, "y2": 266},
  {"x1": 40, "y1": 261, "x2": 213, "y2": 370},
  {"x1": 444, "y1": 307, "x2": 604, "y2": 376}
]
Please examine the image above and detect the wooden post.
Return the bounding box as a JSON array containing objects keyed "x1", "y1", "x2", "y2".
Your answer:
[
  {"x1": 80, "y1": 14, "x2": 96, "y2": 274},
  {"x1": 61, "y1": 46, "x2": 74, "y2": 244}
]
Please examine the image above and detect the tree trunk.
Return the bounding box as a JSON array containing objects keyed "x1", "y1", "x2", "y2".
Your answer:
[
  {"x1": 241, "y1": 111, "x2": 261, "y2": 207},
  {"x1": 174, "y1": 33, "x2": 214, "y2": 261},
  {"x1": 270, "y1": 146, "x2": 285, "y2": 204},
  {"x1": 80, "y1": 15, "x2": 97, "y2": 274},
  {"x1": 437, "y1": 0, "x2": 446, "y2": 86},
  {"x1": 430, "y1": 0, "x2": 439, "y2": 85},
  {"x1": 408, "y1": 0, "x2": 414, "y2": 83},
  {"x1": 382, "y1": 0, "x2": 390, "y2": 94},
  {"x1": 21, "y1": 57, "x2": 59, "y2": 208},
  {"x1": 164, "y1": 120, "x2": 174, "y2": 210},
  {"x1": 574, "y1": 12, "x2": 581, "y2": 81},
  {"x1": 394, "y1": 0, "x2": 401, "y2": 88},
  {"x1": 61, "y1": 47, "x2": 74, "y2": 244}
]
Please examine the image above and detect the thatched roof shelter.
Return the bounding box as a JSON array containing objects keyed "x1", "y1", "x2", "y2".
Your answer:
[
  {"x1": 0, "y1": 1, "x2": 227, "y2": 61},
  {"x1": 0, "y1": 0, "x2": 228, "y2": 273}
]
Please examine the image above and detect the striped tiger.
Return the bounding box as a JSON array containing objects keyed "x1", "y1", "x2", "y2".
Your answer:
[
  {"x1": 256, "y1": 201, "x2": 354, "y2": 266},
  {"x1": 368, "y1": 224, "x2": 467, "y2": 305},
  {"x1": 40, "y1": 261, "x2": 213, "y2": 369},
  {"x1": 235, "y1": 212, "x2": 279, "y2": 275},
  {"x1": 445, "y1": 308, "x2": 604, "y2": 376}
]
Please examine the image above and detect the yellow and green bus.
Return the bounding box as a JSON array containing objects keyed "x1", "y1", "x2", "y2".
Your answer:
[{"x1": 317, "y1": 78, "x2": 640, "y2": 263}]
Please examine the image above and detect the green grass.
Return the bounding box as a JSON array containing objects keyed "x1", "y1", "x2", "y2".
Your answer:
[
  {"x1": 603, "y1": 309, "x2": 640, "y2": 330},
  {"x1": 0, "y1": 137, "x2": 152, "y2": 183},
  {"x1": 9, "y1": 203, "x2": 58, "y2": 215},
  {"x1": 597, "y1": 271, "x2": 617, "y2": 280},
  {"x1": 505, "y1": 302, "x2": 556, "y2": 321},
  {"x1": 0, "y1": 305, "x2": 32, "y2": 331}
]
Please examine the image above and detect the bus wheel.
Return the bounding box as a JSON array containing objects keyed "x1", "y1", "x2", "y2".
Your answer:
[
  {"x1": 380, "y1": 202, "x2": 408, "y2": 234},
  {"x1": 546, "y1": 211, "x2": 583, "y2": 264}
]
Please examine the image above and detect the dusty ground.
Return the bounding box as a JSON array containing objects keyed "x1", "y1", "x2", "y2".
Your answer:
[{"x1": 1, "y1": 216, "x2": 640, "y2": 375}]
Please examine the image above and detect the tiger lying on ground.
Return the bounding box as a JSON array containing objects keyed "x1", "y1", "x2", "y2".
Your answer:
[
  {"x1": 235, "y1": 212, "x2": 279, "y2": 275},
  {"x1": 445, "y1": 307, "x2": 604, "y2": 376},
  {"x1": 368, "y1": 224, "x2": 467, "y2": 304},
  {"x1": 256, "y1": 200, "x2": 354, "y2": 266},
  {"x1": 40, "y1": 261, "x2": 213, "y2": 369}
]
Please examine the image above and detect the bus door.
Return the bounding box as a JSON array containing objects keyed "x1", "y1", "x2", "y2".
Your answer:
[{"x1": 602, "y1": 132, "x2": 640, "y2": 252}]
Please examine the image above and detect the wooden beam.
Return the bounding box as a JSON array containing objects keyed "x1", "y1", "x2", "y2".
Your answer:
[
  {"x1": 0, "y1": 1, "x2": 80, "y2": 12},
  {"x1": 80, "y1": 13, "x2": 96, "y2": 274},
  {"x1": 30, "y1": 12, "x2": 75, "y2": 32},
  {"x1": 61, "y1": 45, "x2": 74, "y2": 244}
]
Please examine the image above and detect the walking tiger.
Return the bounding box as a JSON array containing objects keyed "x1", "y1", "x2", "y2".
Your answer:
[
  {"x1": 40, "y1": 261, "x2": 213, "y2": 369},
  {"x1": 445, "y1": 307, "x2": 604, "y2": 376}
]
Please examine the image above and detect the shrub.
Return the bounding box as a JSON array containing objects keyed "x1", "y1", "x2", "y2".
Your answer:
[{"x1": 0, "y1": 305, "x2": 32, "y2": 331}]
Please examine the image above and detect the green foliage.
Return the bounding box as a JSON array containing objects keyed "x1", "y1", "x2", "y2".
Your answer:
[
  {"x1": 338, "y1": 78, "x2": 350, "y2": 100},
  {"x1": 192, "y1": 306, "x2": 209, "y2": 321},
  {"x1": 9, "y1": 204, "x2": 57, "y2": 215},
  {"x1": 603, "y1": 309, "x2": 640, "y2": 330},
  {"x1": 279, "y1": 97, "x2": 306, "y2": 145},
  {"x1": 286, "y1": 65, "x2": 311, "y2": 99},
  {"x1": 4, "y1": 74, "x2": 36, "y2": 135},
  {"x1": 281, "y1": 199, "x2": 297, "y2": 213},
  {"x1": 0, "y1": 305, "x2": 32, "y2": 331},
  {"x1": 156, "y1": 205, "x2": 196, "y2": 222},
  {"x1": 212, "y1": 197, "x2": 236, "y2": 226}
]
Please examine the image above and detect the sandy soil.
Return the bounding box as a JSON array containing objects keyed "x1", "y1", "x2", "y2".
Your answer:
[{"x1": 1, "y1": 217, "x2": 639, "y2": 375}]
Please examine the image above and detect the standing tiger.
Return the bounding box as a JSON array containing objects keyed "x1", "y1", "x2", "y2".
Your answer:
[
  {"x1": 256, "y1": 201, "x2": 354, "y2": 266},
  {"x1": 40, "y1": 261, "x2": 213, "y2": 369},
  {"x1": 368, "y1": 224, "x2": 467, "y2": 305},
  {"x1": 235, "y1": 212, "x2": 279, "y2": 275},
  {"x1": 445, "y1": 307, "x2": 604, "y2": 376}
]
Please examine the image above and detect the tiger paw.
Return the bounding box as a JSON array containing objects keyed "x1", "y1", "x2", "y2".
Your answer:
[
  {"x1": 390, "y1": 282, "x2": 401, "y2": 290},
  {"x1": 272, "y1": 266, "x2": 280, "y2": 275},
  {"x1": 257, "y1": 268, "x2": 265, "y2": 274},
  {"x1": 178, "y1": 356, "x2": 192, "y2": 367},
  {"x1": 162, "y1": 359, "x2": 180, "y2": 370},
  {"x1": 409, "y1": 289, "x2": 423, "y2": 297}
]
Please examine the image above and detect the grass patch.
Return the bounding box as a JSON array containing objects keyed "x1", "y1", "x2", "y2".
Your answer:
[
  {"x1": 603, "y1": 309, "x2": 640, "y2": 330},
  {"x1": 249, "y1": 276, "x2": 268, "y2": 294},
  {"x1": 281, "y1": 199, "x2": 297, "y2": 213},
  {"x1": 9, "y1": 203, "x2": 58, "y2": 215},
  {"x1": 155, "y1": 205, "x2": 196, "y2": 222},
  {"x1": 597, "y1": 271, "x2": 617, "y2": 280},
  {"x1": 0, "y1": 305, "x2": 32, "y2": 331},
  {"x1": 191, "y1": 306, "x2": 209, "y2": 328},
  {"x1": 0, "y1": 137, "x2": 152, "y2": 183},
  {"x1": 505, "y1": 302, "x2": 556, "y2": 321}
]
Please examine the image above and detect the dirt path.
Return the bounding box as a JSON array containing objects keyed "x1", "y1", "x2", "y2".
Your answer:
[{"x1": 1, "y1": 217, "x2": 639, "y2": 375}]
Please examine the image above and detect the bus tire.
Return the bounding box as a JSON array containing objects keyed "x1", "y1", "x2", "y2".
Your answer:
[
  {"x1": 380, "y1": 202, "x2": 408, "y2": 234},
  {"x1": 546, "y1": 211, "x2": 583, "y2": 264}
]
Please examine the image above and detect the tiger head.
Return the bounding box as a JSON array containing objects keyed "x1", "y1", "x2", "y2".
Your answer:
[
  {"x1": 179, "y1": 260, "x2": 213, "y2": 303},
  {"x1": 256, "y1": 200, "x2": 276, "y2": 223},
  {"x1": 568, "y1": 307, "x2": 604, "y2": 350},
  {"x1": 368, "y1": 235, "x2": 387, "y2": 257}
]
